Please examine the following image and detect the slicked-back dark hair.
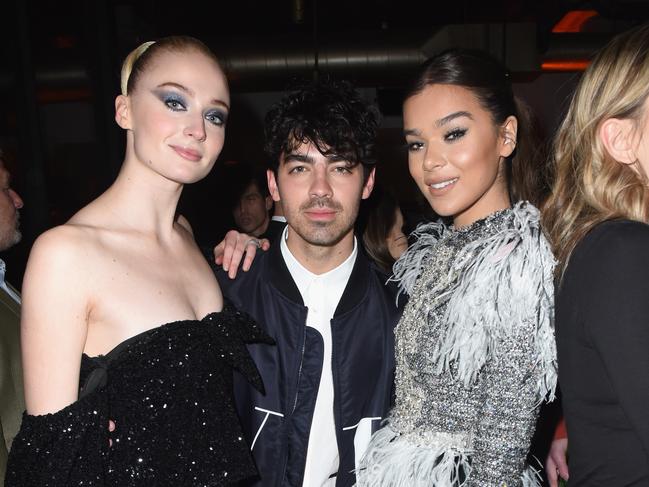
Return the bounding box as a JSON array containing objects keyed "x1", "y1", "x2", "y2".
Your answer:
[
  {"x1": 407, "y1": 49, "x2": 544, "y2": 207},
  {"x1": 264, "y1": 79, "x2": 379, "y2": 178}
]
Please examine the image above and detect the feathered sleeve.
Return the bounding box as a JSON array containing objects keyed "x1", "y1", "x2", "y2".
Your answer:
[
  {"x1": 5, "y1": 391, "x2": 110, "y2": 486},
  {"x1": 448, "y1": 202, "x2": 556, "y2": 486},
  {"x1": 434, "y1": 202, "x2": 556, "y2": 402},
  {"x1": 391, "y1": 220, "x2": 447, "y2": 302}
]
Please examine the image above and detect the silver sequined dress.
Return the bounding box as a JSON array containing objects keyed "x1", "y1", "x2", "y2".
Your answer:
[{"x1": 357, "y1": 202, "x2": 557, "y2": 487}]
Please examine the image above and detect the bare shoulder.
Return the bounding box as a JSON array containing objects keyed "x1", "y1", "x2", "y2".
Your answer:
[
  {"x1": 24, "y1": 223, "x2": 109, "y2": 303},
  {"x1": 29, "y1": 223, "x2": 101, "y2": 269}
]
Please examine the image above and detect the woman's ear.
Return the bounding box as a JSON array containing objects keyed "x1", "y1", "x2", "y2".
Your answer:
[
  {"x1": 114, "y1": 95, "x2": 132, "y2": 130},
  {"x1": 599, "y1": 117, "x2": 637, "y2": 165},
  {"x1": 499, "y1": 115, "x2": 518, "y2": 159}
]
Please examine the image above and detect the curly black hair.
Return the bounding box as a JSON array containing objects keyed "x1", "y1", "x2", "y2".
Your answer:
[{"x1": 264, "y1": 79, "x2": 379, "y2": 176}]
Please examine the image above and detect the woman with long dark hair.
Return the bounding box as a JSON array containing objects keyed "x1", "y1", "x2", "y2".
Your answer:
[
  {"x1": 361, "y1": 187, "x2": 408, "y2": 274},
  {"x1": 357, "y1": 49, "x2": 556, "y2": 486}
]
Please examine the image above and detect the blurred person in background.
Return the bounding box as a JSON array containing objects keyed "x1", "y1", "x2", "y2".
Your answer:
[
  {"x1": 361, "y1": 186, "x2": 408, "y2": 274},
  {"x1": 231, "y1": 164, "x2": 273, "y2": 237},
  {"x1": 0, "y1": 153, "x2": 24, "y2": 485}
]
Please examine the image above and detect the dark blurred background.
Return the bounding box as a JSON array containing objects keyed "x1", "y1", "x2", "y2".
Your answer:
[{"x1": 0, "y1": 0, "x2": 647, "y2": 284}]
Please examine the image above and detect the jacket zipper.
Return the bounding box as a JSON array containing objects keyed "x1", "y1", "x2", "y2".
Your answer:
[
  {"x1": 281, "y1": 311, "x2": 308, "y2": 484},
  {"x1": 292, "y1": 327, "x2": 307, "y2": 414},
  {"x1": 330, "y1": 317, "x2": 340, "y2": 485}
]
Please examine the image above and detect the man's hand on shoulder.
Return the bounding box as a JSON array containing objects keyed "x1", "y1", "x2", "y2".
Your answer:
[{"x1": 213, "y1": 230, "x2": 270, "y2": 279}]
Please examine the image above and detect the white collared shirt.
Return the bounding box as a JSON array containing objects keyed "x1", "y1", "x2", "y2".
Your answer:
[
  {"x1": 0, "y1": 259, "x2": 20, "y2": 304},
  {"x1": 280, "y1": 227, "x2": 357, "y2": 487}
]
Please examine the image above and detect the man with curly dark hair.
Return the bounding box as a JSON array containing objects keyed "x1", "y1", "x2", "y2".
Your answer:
[
  {"x1": 217, "y1": 80, "x2": 400, "y2": 487},
  {"x1": 264, "y1": 80, "x2": 378, "y2": 179}
]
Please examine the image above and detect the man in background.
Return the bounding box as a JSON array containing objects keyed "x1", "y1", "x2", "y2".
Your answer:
[
  {"x1": 0, "y1": 154, "x2": 25, "y2": 484},
  {"x1": 232, "y1": 169, "x2": 273, "y2": 238}
]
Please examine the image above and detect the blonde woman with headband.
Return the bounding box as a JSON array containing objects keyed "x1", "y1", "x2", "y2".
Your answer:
[
  {"x1": 543, "y1": 23, "x2": 649, "y2": 486},
  {"x1": 5, "y1": 36, "x2": 271, "y2": 485}
]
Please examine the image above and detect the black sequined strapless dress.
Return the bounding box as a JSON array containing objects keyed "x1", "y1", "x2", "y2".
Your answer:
[{"x1": 6, "y1": 304, "x2": 273, "y2": 486}]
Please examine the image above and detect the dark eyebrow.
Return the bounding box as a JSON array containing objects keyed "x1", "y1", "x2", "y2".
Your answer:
[
  {"x1": 155, "y1": 82, "x2": 230, "y2": 110},
  {"x1": 403, "y1": 128, "x2": 421, "y2": 137},
  {"x1": 283, "y1": 153, "x2": 352, "y2": 166},
  {"x1": 283, "y1": 153, "x2": 314, "y2": 164},
  {"x1": 327, "y1": 154, "x2": 349, "y2": 163},
  {"x1": 436, "y1": 111, "x2": 473, "y2": 127}
]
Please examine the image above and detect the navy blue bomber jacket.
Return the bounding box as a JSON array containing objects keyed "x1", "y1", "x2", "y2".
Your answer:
[{"x1": 215, "y1": 241, "x2": 400, "y2": 487}]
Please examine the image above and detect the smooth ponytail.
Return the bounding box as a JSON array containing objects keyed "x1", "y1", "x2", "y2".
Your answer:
[{"x1": 508, "y1": 96, "x2": 546, "y2": 206}]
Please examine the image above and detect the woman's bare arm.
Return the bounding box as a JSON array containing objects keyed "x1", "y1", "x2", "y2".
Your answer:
[{"x1": 21, "y1": 227, "x2": 91, "y2": 415}]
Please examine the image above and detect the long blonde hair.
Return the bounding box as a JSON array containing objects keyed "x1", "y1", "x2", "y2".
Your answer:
[{"x1": 542, "y1": 23, "x2": 649, "y2": 279}]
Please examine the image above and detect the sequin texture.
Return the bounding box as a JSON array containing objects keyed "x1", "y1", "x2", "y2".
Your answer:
[
  {"x1": 358, "y1": 203, "x2": 557, "y2": 487},
  {"x1": 6, "y1": 303, "x2": 274, "y2": 486}
]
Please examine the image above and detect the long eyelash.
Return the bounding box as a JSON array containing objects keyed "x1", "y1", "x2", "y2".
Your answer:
[
  {"x1": 405, "y1": 141, "x2": 423, "y2": 152},
  {"x1": 158, "y1": 92, "x2": 186, "y2": 111},
  {"x1": 445, "y1": 128, "x2": 468, "y2": 141},
  {"x1": 206, "y1": 110, "x2": 227, "y2": 127}
]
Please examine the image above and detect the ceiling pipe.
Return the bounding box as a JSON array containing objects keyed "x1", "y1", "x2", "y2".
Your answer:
[
  {"x1": 214, "y1": 31, "x2": 428, "y2": 89},
  {"x1": 0, "y1": 25, "x2": 619, "y2": 96}
]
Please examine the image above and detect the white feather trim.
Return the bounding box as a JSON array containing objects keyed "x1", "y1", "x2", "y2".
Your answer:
[
  {"x1": 392, "y1": 202, "x2": 557, "y2": 403},
  {"x1": 355, "y1": 424, "x2": 472, "y2": 487},
  {"x1": 521, "y1": 464, "x2": 543, "y2": 487},
  {"x1": 391, "y1": 220, "x2": 447, "y2": 301},
  {"x1": 356, "y1": 425, "x2": 545, "y2": 486}
]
